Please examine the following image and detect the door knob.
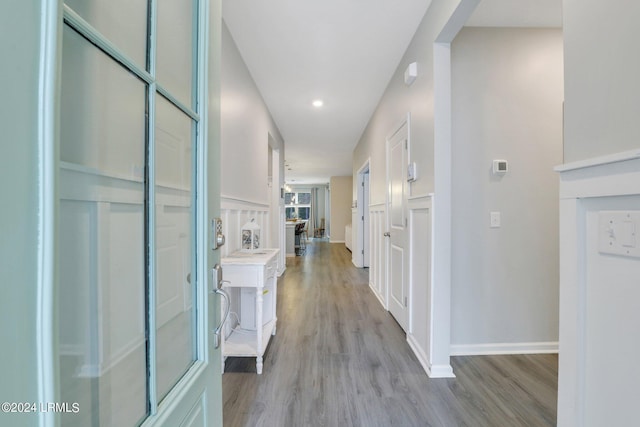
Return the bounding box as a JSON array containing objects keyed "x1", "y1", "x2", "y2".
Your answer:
[{"x1": 383, "y1": 232, "x2": 390, "y2": 237}]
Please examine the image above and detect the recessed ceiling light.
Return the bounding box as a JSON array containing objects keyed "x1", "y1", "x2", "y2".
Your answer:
[{"x1": 312, "y1": 100, "x2": 323, "y2": 108}]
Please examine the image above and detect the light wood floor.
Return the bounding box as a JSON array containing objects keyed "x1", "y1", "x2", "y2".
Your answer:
[{"x1": 222, "y1": 240, "x2": 557, "y2": 427}]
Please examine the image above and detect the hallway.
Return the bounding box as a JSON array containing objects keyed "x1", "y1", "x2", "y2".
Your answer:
[{"x1": 222, "y1": 241, "x2": 557, "y2": 426}]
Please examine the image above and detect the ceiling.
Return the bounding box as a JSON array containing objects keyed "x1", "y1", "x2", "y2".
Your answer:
[
  {"x1": 223, "y1": 0, "x2": 562, "y2": 185},
  {"x1": 467, "y1": 0, "x2": 562, "y2": 27}
]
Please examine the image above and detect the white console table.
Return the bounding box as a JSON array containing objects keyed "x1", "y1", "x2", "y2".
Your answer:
[{"x1": 221, "y1": 248, "x2": 279, "y2": 374}]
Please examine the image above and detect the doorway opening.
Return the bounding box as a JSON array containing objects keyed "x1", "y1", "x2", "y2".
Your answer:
[{"x1": 356, "y1": 161, "x2": 370, "y2": 268}]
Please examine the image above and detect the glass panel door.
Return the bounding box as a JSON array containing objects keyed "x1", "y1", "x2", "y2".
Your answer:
[
  {"x1": 59, "y1": 24, "x2": 148, "y2": 427},
  {"x1": 154, "y1": 95, "x2": 196, "y2": 402},
  {"x1": 57, "y1": 0, "x2": 209, "y2": 424}
]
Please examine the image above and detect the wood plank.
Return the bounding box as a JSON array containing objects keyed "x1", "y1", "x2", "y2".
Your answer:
[{"x1": 223, "y1": 241, "x2": 557, "y2": 426}]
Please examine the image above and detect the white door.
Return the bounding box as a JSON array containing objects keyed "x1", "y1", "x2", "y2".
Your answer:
[
  {"x1": 56, "y1": 1, "x2": 222, "y2": 426},
  {"x1": 386, "y1": 120, "x2": 409, "y2": 331}
]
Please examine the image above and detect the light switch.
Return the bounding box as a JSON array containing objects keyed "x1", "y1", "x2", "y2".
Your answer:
[
  {"x1": 599, "y1": 211, "x2": 640, "y2": 258},
  {"x1": 490, "y1": 211, "x2": 501, "y2": 228}
]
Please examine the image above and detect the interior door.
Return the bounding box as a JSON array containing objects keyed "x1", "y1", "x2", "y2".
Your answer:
[
  {"x1": 386, "y1": 120, "x2": 409, "y2": 331},
  {"x1": 56, "y1": 1, "x2": 222, "y2": 426}
]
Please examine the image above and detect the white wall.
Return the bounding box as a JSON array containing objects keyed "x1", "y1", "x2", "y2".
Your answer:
[
  {"x1": 563, "y1": 1, "x2": 640, "y2": 162},
  {"x1": 450, "y1": 27, "x2": 563, "y2": 352},
  {"x1": 222, "y1": 21, "x2": 284, "y2": 205},
  {"x1": 221, "y1": 21, "x2": 284, "y2": 255},
  {"x1": 329, "y1": 176, "x2": 353, "y2": 243}
]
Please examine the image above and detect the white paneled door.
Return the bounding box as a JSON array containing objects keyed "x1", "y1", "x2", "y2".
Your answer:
[{"x1": 386, "y1": 120, "x2": 410, "y2": 331}]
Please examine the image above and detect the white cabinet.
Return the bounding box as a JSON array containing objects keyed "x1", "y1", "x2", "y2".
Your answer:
[{"x1": 221, "y1": 249, "x2": 279, "y2": 374}]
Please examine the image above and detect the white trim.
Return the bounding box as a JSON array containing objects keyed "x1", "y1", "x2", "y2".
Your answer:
[
  {"x1": 407, "y1": 334, "x2": 455, "y2": 378},
  {"x1": 221, "y1": 195, "x2": 270, "y2": 211},
  {"x1": 450, "y1": 342, "x2": 559, "y2": 356},
  {"x1": 369, "y1": 283, "x2": 387, "y2": 308},
  {"x1": 407, "y1": 194, "x2": 432, "y2": 208},
  {"x1": 432, "y1": 41, "x2": 454, "y2": 377},
  {"x1": 369, "y1": 202, "x2": 385, "y2": 208},
  {"x1": 556, "y1": 151, "x2": 640, "y2": 200},
  {"x1": 554, "y1": 148, "x2": 640, "y2": 173},
  {"x1": 330, "y1": 240, "x2": 346, "y2": 244},
  {"x1": 407, "y1": 193, "x2": 433, "y2": 202}
]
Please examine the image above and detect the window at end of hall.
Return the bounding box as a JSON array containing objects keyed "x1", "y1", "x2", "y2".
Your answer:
[{"x1": 285, "y1": 191, "x2": 311, "y2": 220}]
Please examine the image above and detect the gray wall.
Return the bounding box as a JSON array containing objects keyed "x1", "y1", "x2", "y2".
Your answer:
[
  {"x1": 352, "y1": 12, "x2": 434, "y2": 204},
  {"x1": 0, "y1": 1, "x2": 46, "y2": 424},
  {"x1": 451, "y1": 27, "x2": 563, "y2": 348},
  {"x1": 221, "y1": 21, "x2": 284, "y2": 203},
  {"x1": 563, "y1": 0, "x2": 640, "y2": 162},
  {"x1": 329, "y1": 176, "x2": 353, "y2": 242}
]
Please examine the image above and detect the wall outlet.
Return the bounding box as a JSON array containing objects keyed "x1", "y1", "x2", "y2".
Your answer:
[{"x1": 490, "y1": 211, "x2": 501, "y2": 228}]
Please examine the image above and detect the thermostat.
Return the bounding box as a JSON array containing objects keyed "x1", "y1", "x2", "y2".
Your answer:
[
  {"x1": 407, "y1": 162, "x2": 417, "y2": 182},
  {"x1": 493, "y1": 159, "x2": 508, "y2": 174}
]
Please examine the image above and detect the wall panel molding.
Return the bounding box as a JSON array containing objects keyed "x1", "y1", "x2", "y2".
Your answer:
[
  {"x1": 220, "y1": 197, "x2": 271, "y2": 258},
  {"x1": 369, "y1": 205, "x2": 386, "y2": 308},
  {"x1": 556, "y1": 150, "x2": 640, "y2": 426}
]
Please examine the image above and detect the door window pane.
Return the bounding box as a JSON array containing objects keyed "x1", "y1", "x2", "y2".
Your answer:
[
  {"x1": 60, "y1": 26, "x2": 146, "y2": 178},
  {"x1": 155, "y1": 95, "x2": 196, "y2": 402},
  {"x1": 59, "y1": 24, "x2": 147, "y2": 427},
  {"x1": 157, "y1": 0, "x2": 195, "y2": 107},
  {"x1": 64, "y1": 0, "x2": 147, "y2": 68}
]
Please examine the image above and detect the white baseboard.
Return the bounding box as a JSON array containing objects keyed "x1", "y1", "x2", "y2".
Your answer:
[
  {"x1": 450, "y1": 341, "x2": 559, "y2": 356},
  {"x1": 329, "y1": 240, "x2": 345, "y2": 244},
  {"x1": 368, "y1": 283, "x2": 386, "y2": 308},
  {"x1": 407, "y1": 333, "x2": 455, "y2": 378}
]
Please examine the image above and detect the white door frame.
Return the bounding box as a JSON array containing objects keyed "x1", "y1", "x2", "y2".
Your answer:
[
  {"x1": 355, "y1": 159, "x2": 371, "y2": 268},
  {"x1": 268, "y1": 141, "x2": 285, "y2": 275}
]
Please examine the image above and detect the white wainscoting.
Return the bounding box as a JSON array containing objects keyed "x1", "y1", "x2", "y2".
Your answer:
[
  {"x1": 407, "y1": 195, "x2": 432, "y2": 377},
  {"x1": 406, "y1": 194, "x2": 454, "y2": 378},
  {"x1": 369, "y1": 203, "x2": 386, "y2": 308},
  {"x1": 219, "y1": 196, "x2": 270, "y2": 258},
  {"x1": 220, "y1": 196, "x2": 271, "y2": 336},
  {"x1": 556, "y1": 150, "x2": 640, "y2": 427}
]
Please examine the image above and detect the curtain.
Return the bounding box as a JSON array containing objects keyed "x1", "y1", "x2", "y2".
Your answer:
[{"x1": 309, "y1": 187, "x2": 317, "y2": 238}]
